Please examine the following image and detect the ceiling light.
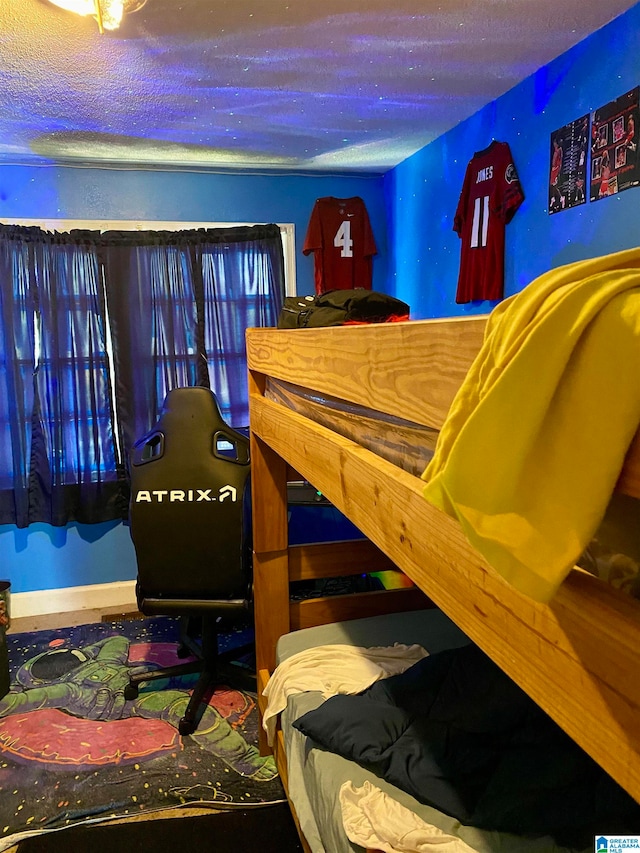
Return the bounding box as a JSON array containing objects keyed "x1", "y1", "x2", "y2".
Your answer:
[{"x1": 46, "y1": 0, "x2": 147, "y2": 33}]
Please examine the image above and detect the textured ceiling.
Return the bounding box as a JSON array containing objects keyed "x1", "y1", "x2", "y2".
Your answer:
[{"x1": 1, "y1": 0, "x2": 637, "y2": 173}]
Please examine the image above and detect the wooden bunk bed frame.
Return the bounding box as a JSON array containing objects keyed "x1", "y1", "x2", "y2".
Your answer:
[{"x1": 246, "y1": 316, "x2": 640, "y2": 844}]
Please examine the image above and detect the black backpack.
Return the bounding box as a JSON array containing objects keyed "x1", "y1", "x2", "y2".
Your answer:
[{"x1": 277, "y1": 288, "x2": 410, "y2": 329}]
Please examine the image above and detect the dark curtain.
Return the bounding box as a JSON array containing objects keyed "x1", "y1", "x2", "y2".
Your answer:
[
  {"x1": 100, "y1": 231, "x2": 209, "y2": 464},
  {"x1": 0, "y1": 227, "x2": 37, "y2": 526},
  {"x1": 0, "y1": 226, "x2": 124, "y2": 527}
]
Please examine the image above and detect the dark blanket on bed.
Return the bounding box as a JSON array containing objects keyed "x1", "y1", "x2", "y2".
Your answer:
[{"x1": 293, "y1": 643, "x2": 640, "y2": 848}]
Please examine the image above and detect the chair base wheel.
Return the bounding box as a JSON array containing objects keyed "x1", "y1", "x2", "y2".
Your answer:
[
  {"x1": 124, "y1": 684, "x2": 139, "y2": 701},
  {"x1": 178, "y1": 717, "x2": 195, "y2": 736}
]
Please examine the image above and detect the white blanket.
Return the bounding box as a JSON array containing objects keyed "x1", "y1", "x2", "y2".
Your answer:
[
  {"x1": 340, "y1": 781, "x2": 479, "y2": 853},
  {"x1": 262, "y1": 643, "x2": 427, "y2": 746}
]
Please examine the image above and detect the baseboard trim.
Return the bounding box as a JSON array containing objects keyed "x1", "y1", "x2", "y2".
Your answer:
[{"x1": 10, "y1": 580, "x2": 137, "y2": 619}]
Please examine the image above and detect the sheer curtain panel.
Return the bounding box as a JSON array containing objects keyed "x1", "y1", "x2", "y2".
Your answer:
[
  {"x1": 0, "y1": 226, "x2": 123, "y2": 527},
  {"x1": 198, "y1": 224, "x2": 285, "y2": 426}
]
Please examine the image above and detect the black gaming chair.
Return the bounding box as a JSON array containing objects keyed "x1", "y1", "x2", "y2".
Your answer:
[{"x1": 124, "y1": 387, "x2": 253, "y2": 735}]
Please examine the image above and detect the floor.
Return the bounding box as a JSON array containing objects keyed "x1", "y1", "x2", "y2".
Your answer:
[
  {"x1": 7, "y1": 602, "x2": 141, "y2": 635},
  {"x1": 3, "y1": 606, "x2": 232, "y2": 853}
]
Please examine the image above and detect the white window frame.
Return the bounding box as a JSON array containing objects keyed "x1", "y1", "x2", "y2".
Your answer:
[{"x1": 1, "y1": 219, "x2": 296, "y2": 296}]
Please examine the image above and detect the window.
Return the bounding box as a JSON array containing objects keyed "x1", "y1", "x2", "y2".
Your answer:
[{"x1": 0, "y1": 220, "x2": 288, "y2": 526}]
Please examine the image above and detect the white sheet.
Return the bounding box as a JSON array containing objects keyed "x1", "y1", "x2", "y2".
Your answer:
[{"x1": 340, "y1": 781, "x2": 479, "y2": 853}]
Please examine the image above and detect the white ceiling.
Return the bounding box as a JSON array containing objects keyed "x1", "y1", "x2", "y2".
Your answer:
[{"x1": 1, "y1": 0, "x2": 637, "y2": 173}]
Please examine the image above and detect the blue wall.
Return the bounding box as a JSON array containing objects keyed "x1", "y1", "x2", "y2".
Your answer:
[
  {"x1": 385, "y1": 3, "x2": 640, "y2": 319},
  {"x1": 0, "y1": 165, "x2": 387, "y2": 297},
  {"x1": 0, "y1": 521, "x2": 138, "y2": 592}
]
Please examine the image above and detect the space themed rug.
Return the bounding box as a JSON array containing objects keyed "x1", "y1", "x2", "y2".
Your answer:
[{"x1": 0, "y1": 617, "x2": 285, "y2": 851}]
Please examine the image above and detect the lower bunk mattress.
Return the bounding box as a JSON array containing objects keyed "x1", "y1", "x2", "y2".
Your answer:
[{"x1": 275, "y1": 609, "x2": 637, "y2": 853}]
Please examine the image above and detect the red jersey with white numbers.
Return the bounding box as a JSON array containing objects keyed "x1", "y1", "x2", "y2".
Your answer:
[
  {"x1": 453, "y1": 141, "x2": 524, "y2": 304},
  {"x1": 303, "y1": 196, "x2": 377, "y2": 294}
]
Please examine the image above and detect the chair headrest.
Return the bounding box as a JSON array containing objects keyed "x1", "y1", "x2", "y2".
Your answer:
[{"x1": 131, "y1": 387, "x2": 249, "y2": 468}]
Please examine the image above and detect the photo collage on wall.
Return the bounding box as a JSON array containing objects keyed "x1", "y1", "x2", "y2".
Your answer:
[
  {"x1": 549, "y1": 86, "x2": 639, "y2": 213},
  {"x1": 549, "y1": 114, "x2": 589, "y2": 213},
  {"x1": 590, "y1": 87, "x2": 639, "y2": 201}
]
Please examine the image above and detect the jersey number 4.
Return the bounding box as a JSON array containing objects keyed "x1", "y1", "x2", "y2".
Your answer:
[
  {"x1": 334, "y1": 220, "x2": 354, "y2": 258},
  {"x1": 470, "y1": 196, "x2": 489, "y2": 249}
]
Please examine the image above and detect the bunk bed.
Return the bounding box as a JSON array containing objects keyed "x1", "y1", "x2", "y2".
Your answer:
[{"x1": 246, "y1": 261, "x2": 640, "y2": 852}]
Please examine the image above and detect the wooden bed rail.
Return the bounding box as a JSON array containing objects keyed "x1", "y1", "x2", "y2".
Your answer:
[
  {"x1": 246, "y1": 316, "x2": 487, "y2": 431},
  {"x1": 248, "y1": 318, "x2": 640, "y2": 498}
]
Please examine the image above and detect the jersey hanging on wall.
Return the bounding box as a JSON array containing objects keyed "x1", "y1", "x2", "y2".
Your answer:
[
  {"x1": 453, "y1": 141, "x2": 524, "y2": 304},
  {"x1": 303, "y1": 196, "x2": 377, "y2": 294}
]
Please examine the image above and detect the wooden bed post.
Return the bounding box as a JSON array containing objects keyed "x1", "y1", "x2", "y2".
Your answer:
[{"x1": 248, "y1": 368, "x2": 290, "y2": 753}]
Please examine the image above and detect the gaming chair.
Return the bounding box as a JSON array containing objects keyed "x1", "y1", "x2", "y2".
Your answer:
[{"x1": 124, "y1": 387, "x2": 253, "y2": 735}]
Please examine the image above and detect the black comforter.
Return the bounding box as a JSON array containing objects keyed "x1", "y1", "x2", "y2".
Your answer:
[{"x1": 293, "y1": 643, "x2": 640, "y2": 848}]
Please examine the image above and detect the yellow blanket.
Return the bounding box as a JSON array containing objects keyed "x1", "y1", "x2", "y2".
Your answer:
[{"x1": 422, "y1": 248, "x2": 640, "y2": 602}]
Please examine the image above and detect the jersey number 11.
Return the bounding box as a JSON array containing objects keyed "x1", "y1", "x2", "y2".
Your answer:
[{"x1": 470, "y1": 196, "x2": 489, "y2": 249}]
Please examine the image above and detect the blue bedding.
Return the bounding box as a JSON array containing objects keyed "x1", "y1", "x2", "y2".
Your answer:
[{"x1": 293, "y1": 643, "x2": 640, "y2": 849}]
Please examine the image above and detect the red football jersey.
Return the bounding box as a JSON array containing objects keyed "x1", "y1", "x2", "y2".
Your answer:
[
  {"x1": 453, "y1": 141, "x2": 524, "y2": 304},
  {"x1": 303, "y1": 196, "x2": 377, "y2": 294}
]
